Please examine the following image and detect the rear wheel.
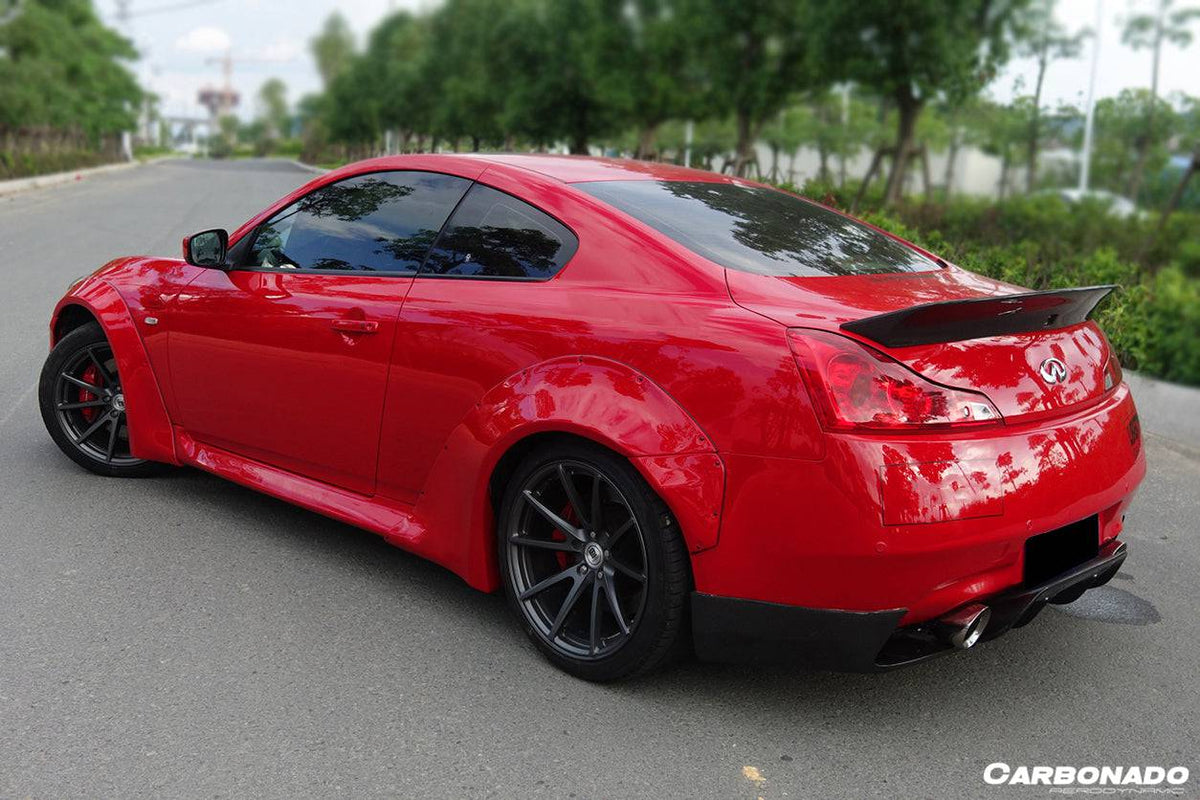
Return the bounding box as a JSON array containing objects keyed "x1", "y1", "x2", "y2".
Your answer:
[
  {"x1": 39, "y1": 322, "x2": 167, "y2": 478},
  {"x1": 497, "y1": 441, "x2": 690, "y2": 681}
]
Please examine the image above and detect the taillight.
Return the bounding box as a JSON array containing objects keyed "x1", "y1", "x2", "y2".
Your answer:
[{"x1": 787, "y1": 328, "x2": 1002, "y2": 431}]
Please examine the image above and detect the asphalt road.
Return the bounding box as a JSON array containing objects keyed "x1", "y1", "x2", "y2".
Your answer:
[{"x1": 1, "y1": 159, "x2": 1197, "y2": 800}]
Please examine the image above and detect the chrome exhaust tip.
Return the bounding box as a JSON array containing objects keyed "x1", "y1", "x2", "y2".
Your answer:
[{"x1": 935, "y1": 604, "x2": 991, "y2": 650}]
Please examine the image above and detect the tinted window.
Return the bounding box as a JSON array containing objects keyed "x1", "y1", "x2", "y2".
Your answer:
[
  {"x1": 247, "y1": 171, "x2": 470, "y2": 273},
  {"x1": 578, "y1": 180, "x2": 938, "y2": 278},
  {"x1": 420, "y1": 184, "x2": 577, "y2": 279}
]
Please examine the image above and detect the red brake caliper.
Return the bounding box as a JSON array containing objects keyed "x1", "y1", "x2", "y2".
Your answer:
[
  {"x1": 555, "y1": 504, "x2": 578, "y2": 570},
  {"x1": 79, "y1": 364, "x2": 103, "y2": 423}
]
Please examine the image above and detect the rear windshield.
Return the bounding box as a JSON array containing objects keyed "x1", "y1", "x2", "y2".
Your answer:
[{"x1": 577, "y1": 180, "x2": 938, "y2": 278}]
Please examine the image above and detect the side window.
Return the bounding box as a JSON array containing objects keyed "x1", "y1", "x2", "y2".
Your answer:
[
  {"x1": 420, "y1": 184, "x2": 578, "y2": 279},
  {"x1": 246, "y1": 171, "x2": 471, "y2": 273}
]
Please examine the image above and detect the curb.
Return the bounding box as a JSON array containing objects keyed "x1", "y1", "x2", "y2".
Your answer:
[
  {"x1": 1124, "y1": 371, "x2": 1200, "y2": 455},
  {"x1": 288, "y1": 159, "x2": 329, "y2": 175},
  {"x1": 0, "y1": 161, "x2": 137, "y2": 197},
  {"x1": 0, "y1": 156, "x2": 183, "y2": 198}
]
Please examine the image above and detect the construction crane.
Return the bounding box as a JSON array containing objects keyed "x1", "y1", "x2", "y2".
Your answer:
[
  {"x1": 199, "y1": 49, "x2": 240, "y2": 119},
  {"x1": 199, "y1": 48, "x2": 291, "y2": 120}
]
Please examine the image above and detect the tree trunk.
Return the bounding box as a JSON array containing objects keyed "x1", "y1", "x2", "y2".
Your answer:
[
  {"x1": 1026, "y1": 53, "x2": 1048, "y2": 193},
  {"x1": 471, "y1": 135, "x2": 481, "y2": 152},
  {"x1": 817, "y1": 144, "x2": 830, "y2": 183},
  {"x1": 998, "y1": 155, "x2": 1010, "y2": 200},
  {"x1": 882, "y1": 94, "x2": 921, "y2": 206},
  {"x1": 768, "y1": 145, "x2": 780, "y2": 182},
  {"x1": 635, "y1": 123, "x2": 659, "y2": 161},
  {"x1": 920, "y1": 144, "x2": 932, "y2": 199},
  {"x1": 1146, "y1": 149, "x2": 1199, "y2": 261},
  {"x1": 944, "y1": 135, "x2": 960, "y2": 199},
  {"x1": 732, "y1": 112, "x2": 756, "y2": 178},
  {"x1": 853, "y1": 147, "x2": 886, "y2": 213}
]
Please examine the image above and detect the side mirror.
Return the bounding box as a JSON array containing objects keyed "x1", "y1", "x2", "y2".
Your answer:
[{"x1": 183, "y1": 228, "x2": 229, "y2": 268}]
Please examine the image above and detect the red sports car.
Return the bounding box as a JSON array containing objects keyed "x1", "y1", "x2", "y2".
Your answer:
[{"x1": 40, "y1": 155, "x2": 1145, "y2": 681}]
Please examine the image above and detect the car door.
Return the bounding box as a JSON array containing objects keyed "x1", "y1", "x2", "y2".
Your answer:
[
  {"x1": 375, "y1": 182, "x2": 580, "y2": 502},
  {"x1": 167, "y1": 170, "x2": 472, "y2": 495}
]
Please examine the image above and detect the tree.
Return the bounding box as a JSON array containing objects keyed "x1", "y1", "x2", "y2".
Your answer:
[
  {"x1": 1015, "y1": 0, "x2": 1088, "y2": 192},
  {"x1": 1121, "y1": 0, "x2": 1200, "y2": 203},
  {"x1": 0, "y1": 0, "x2": 141, "y2": 137},
  {"x1": 974, "y1": 99, "x2": 1028, "y2": 199},
  {"x1": 937, "y1": 95, "x2": 992, "y2": 198},
  {"x1": 364, "y1": 11, "x2": 435, "y2": 151},
  {"x1": 503, "y1": 0, "x2": 633, "y2": 153},
  {"x1": 812, "y1": 0, "x2": 1027, "y2": 206},
  {"x1": 256, "y1": 78, "x2": 289, "y2": 140},
  {"x1": 657, "y1": 116, "x2": 736, "y2": 170},
  {"x1": 422, "y1": 0, "x2": 520, "y2": 150},
  {"x1": 619, "y1": 0, "x2": 705, "y2": 160},
  {"x1": 1090, "y1": 88, "x2": 1178, "y2": 195},
  {"x1": 761, "y1": 104, "x2": 810, "y2": 182},
  {"x1": 310, "y1": 12, "x2": 355, "y2": 88},
  {"x1": 681, "y1": 0, "x2": 815, "y2": 177},
  {"x1": 325, "y1": 53, "x2": 385, "y2": 153},
  {"x1": 1154, "y1": 94, "x2": 1200, "y2": 238}
]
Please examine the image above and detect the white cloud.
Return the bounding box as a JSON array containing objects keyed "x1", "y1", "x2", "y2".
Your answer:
[{"x1": 174, "y1": 26, "x2": 232, "y2": 54}]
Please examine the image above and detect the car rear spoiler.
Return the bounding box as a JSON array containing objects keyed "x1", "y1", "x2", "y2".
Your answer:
[{"x1": 840, "y1": 285, "x2": 1117, "y2": 348}]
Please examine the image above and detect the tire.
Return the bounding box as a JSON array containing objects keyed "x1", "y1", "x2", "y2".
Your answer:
[
  {"x1": 497, "y1": 440, "x2": 690, "y2": 681},
  {"x1": 39, "y1": 322, "x2": 168, "y2": 478}
]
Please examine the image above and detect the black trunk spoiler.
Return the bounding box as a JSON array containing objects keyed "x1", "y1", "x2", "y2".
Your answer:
[{"x1": 840, "y1": 285, "x2": 1116, "y2": 348}]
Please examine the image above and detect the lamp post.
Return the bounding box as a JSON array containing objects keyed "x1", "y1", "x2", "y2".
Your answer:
[{"x1": 1078, "y1": 0, "x2": 1104, "y2": 192}]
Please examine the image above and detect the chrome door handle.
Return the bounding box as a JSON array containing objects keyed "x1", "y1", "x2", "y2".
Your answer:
[{"x1": 331, "y1": 319, "x2": 379, "y2": 334}]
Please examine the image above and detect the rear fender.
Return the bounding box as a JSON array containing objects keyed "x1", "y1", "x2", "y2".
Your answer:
[
  {"x1": 50, "y1": 279, "x2": 178, "y2": 465},
  {"x1": 407, "y1": 356, "x2": 725, "y2": 591}
]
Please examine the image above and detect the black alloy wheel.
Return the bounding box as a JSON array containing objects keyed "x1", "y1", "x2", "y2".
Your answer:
[
  {"x1": 498, "y1": 442, "x2": 689, "y2": 681},
  {"x1": 39, "y1": 322, "x2": 166, "y2": 478}
]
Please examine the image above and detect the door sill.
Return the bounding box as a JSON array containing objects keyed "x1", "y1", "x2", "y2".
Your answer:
[{"x1": 174, "y1": 428, "x2": 425, "y2": 548}]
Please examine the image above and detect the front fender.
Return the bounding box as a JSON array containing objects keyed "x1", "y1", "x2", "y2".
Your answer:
[
  {"x1": 50, "y1": 278, "x2": 178, "y2": 465},
  {"x1": 407, "y1": 356, "x2": 725, "y2": 591}
]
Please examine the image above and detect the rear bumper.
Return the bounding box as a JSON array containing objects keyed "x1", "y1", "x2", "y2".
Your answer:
[
  {"x1": 693, "y1": 540, "x2": 1127, "y2": 671},
  {"x1": 690, "y1": 383, "x2": 1144, "y2": 621}
]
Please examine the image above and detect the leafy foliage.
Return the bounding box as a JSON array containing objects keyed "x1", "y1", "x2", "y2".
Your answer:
[{"x1": 0, "y1": 0, "x2": 140, "y2": 137}]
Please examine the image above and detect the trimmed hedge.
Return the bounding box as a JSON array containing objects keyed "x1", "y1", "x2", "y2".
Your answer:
[{"x1": 0, "y1": 148, "x2": 118, "y2": 180}]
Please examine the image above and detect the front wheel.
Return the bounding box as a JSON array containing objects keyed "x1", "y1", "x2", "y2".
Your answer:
[
  {"x1": 39, "y1": 322, "x2": 167, "y2": 478},
  {"x1": 497, "y1": 441, "x2": 690, "y2": 681}
]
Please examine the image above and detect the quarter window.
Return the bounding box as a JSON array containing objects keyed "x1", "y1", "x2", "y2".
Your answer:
[
  {"x1": 246, "y1": 171, "x2": 471, "y2": 273},
  {"x1": 577, "y1": 180, "x2": 938, "y2": 278},
  {"x1": 420, "y1": 184, "x2": 577, "y2": 279}
]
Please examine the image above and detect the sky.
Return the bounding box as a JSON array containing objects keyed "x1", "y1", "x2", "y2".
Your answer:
[{"x1": 98, "y1": 0, "x2": 1200, "y2": 124}]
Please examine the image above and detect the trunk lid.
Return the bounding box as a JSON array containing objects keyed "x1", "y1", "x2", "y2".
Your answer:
[{"x1": 727, "y1": 267, "x2": 1117, "y2": 422}]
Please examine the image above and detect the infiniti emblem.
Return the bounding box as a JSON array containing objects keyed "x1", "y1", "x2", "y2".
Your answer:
[{"x1": 1039, "y1": 357, "x2": 1068, "y2": 385}]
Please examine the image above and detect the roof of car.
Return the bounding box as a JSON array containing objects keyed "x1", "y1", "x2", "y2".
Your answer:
[{"x1": 461, "y1": 153, "x2": 737, "y2": 184}]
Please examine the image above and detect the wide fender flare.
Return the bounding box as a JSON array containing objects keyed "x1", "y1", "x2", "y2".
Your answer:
[
  {"x1": 51, "y1": 278, "x2": 178, "y2": 465},
  {"x1": 410, "y1": 356, "x2": 726, "y2": 592}
]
